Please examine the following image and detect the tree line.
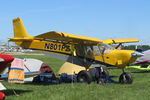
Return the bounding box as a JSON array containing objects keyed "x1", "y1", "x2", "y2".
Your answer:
[{"x1": 124, "y1": 45, "x2": 150, "y2": 50}]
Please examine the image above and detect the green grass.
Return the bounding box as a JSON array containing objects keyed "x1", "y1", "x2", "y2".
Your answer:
[{"x1": 2, "y1": 55, "x2": 150, "y2": 100}]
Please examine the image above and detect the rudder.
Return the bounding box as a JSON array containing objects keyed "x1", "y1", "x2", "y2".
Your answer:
[{"x1": 13, "y1": 17, "x2": 29, "y2": 38}]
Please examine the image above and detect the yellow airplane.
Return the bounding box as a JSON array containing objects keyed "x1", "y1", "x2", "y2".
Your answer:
[{"x1": 9, "y1": 17, "x2": 143, "y2": 84}]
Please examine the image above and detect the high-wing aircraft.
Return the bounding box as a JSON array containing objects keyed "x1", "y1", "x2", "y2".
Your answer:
[
  {"x1": 0, "y1": 54, "x2": 14, "y2": 90},
  {"x1": 9, "y1": 17, "x2": 143, "y2": 84},
  {"x1": 128, "y1": 49, "x2": 150, "y2": 70}
]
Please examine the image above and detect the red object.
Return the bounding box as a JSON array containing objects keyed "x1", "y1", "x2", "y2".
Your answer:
[
  {"x1": 135, "y1": 61, "x2": 148, "y2": 64},
  {"x1": 40, "y1": 63, "x2": 54, "y2": 74},
  {"x1": 0, "y1": 92, "x2": 5, "y2": 100},
  {"x1": 0, "y1": 54, "x2": 14, "y2": 73},
  {"x1": 102, "y1": 79, "x2": 105, "y2": 83}
]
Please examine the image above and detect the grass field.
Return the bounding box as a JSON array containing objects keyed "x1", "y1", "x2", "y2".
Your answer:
[{"x1": 2, "y1": 54, "x2": 150, "y2": 100}]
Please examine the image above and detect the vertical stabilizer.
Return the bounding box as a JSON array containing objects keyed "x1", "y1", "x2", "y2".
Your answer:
[{"x1": 13, "y1": 17, "x2": 30, "y2": 38}]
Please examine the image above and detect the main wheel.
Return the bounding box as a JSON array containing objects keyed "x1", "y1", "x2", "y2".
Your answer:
[
  {"x1": 119, "y1": 72, "x2": 133, "y2": 84},
  {"x1": 77, "y1": 70, "x2": 92, "y2": 84}
]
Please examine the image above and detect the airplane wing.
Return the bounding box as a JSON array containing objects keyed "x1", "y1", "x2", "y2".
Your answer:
[
  {"x1": 9, "y1": 31, "x2": 103, "y2": 44},
  {"x1": 103, "y1": 38, "x2": 139, "y2": 44},
  {"x1": 35, "y1": 31, "x2": 103, "y2": 44}
]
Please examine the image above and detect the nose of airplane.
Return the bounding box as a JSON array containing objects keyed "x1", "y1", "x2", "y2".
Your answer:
[
  {"x1": 130, "y1": 51, "x2": 144, "y2": 58},
  {"x1": 0, "y1": 54, "x2": 14, "y2": 73},
  {"x1": 0, "y1": 54, "x2": 14, "y2": 63}
]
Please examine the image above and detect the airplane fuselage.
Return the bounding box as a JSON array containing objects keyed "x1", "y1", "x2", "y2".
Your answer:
[{"x1": 14, "y1": 40, "x2": 137, "y2": 69}]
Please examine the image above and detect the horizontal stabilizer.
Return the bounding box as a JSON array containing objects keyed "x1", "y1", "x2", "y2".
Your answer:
[{"x1": 9, "y1": 37, "x2": 34, "y2": 41}]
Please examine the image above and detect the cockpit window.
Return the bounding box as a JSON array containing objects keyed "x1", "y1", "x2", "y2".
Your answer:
[
  {"x1": 98, "y1": 43, "x2": 114, "y2": 55},
  {"x1": 86, "y1": 45, "x2": 100, "y2": 56},
  {"x1": 93, "y1": 45, "x2": 101, "y2": 56},
  {"x1": 86, "y1": 46, "x2": 93, "y2": 56},
  {"x1": 77, "y1": 43, "x2": 114, "y2": 57}
]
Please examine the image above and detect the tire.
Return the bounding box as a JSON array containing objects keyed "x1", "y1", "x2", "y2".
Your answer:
[
  {"x1": 119, "y1": 72, "x2": 133, "y2": 84},
  {"x1": 77, "y1": 70, "x2": 92, "y2": 84}
]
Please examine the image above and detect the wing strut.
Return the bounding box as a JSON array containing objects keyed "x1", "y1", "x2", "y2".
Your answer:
[{"x1": 115, "y1": 43, "x2": 122, "y2": 49}]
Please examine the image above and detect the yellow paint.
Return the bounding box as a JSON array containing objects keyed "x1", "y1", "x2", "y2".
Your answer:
[
  {"x1": 9, "y1": 17, "x2": 139, "y2": 72},
  {"x1": 0, "y1": 51, "x2": 4, "y2": 54},
  {"x1": 58, "y1": 62, "x2": 86, "y2": 75},
  {"x1": 103, "y1": 38, "x2": 139, "y2": 44},
  {"x1": 8, "y1": 70, "x2": 24, "y2": 84},
  {"x1": 117, "y1": 60, "x2": 122, "y2": 65}
]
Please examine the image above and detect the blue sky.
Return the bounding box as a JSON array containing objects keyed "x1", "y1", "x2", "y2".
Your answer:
[{"x1": 0, "y1": 0, "x2": 150, "y2": 45}]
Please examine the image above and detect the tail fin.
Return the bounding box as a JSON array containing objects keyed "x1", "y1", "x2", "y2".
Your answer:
[
  {"x1": 10, "y1": 18, "x2": 33, "y2": 47},
  {"x1": 13, "y1": 17, "x2": 30, "y2": 38}
]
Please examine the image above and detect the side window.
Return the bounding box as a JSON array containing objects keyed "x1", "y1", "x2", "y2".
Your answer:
[
  {"x1": 86, "y1": 46, "x2": 93, "y2": 56},
  {"x1": 86, "y1": 45, "x2": 100, "y2": 56},
  {"x1": 76, "y1": 44, "x2": 101, "y2": 57},
  {"x1": 93, "y1": 45, "x2": 101, "y2": 56},
  {"x1": 99, "y1": 43, "x2": 114, "y2": 55}
]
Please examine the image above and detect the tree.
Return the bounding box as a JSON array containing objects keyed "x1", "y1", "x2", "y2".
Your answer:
[{"x1": 124, "y1": 45, "x2": 150, "y2": 50}]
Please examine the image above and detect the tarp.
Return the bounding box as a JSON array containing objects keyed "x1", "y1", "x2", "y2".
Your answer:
[
  {"x1": 1, "y1": 58, "x2": 54, "y2": 82},
  {"x1": 8, "y1": 58, "x2": 24, "y2": 83},
  {"x1": 58, "y1": 62, "x2": 86, "y2": 75}
]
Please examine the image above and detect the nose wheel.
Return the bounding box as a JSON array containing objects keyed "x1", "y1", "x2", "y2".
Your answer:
[{"x1": 119, "y1": 69, "x2": 133, "y2": 84}]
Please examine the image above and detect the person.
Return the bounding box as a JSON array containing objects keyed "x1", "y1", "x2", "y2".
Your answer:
[
  {"x1": 95, "y1": 67, "x2": 117, "y2": 84},
  {"x1": 95, "y1": 67, "x2": 104, "y2": 84},
  {"x1": 0, "y1": 92, "x2": 5, "y2": 100}
]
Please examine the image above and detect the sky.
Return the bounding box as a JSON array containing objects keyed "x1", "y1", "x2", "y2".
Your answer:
[{"x1": 0, "y1": 0, "x2": 150, "y2": 45}]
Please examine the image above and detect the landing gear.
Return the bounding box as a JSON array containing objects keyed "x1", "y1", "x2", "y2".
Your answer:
[
  {"x1": 77, "y1": 70, "x2": 92, "y2": 84},
  {"x1": 119, "y1": 69, "x2": 133, "y2": 84}
]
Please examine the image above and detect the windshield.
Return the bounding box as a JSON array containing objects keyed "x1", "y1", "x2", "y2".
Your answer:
[{"x1": 98, "y1": 43, "x2": 114, "y2": 55}]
